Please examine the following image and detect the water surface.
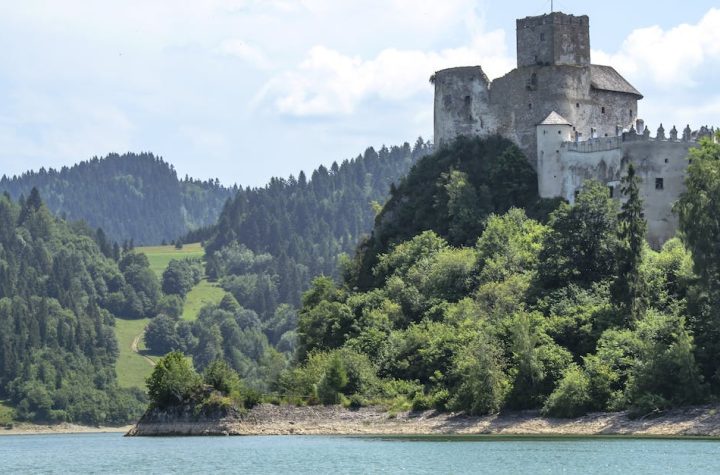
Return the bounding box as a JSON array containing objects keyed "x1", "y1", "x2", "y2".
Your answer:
[{"x1": 2, "y1": 433, "x2": 719, "y2": 474}]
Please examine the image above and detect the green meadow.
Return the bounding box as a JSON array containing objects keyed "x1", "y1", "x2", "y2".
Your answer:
[
  {"x1": 115, "y1": 243, "x2": 225, "y2": 389},
  {"x1": 139, "y1": 242, "x2": 205, "y2": 277}
]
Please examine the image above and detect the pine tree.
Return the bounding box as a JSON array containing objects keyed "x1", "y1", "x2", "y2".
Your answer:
[{"x1": 612, "y1": 164, "x2": 647, "y2": 323}]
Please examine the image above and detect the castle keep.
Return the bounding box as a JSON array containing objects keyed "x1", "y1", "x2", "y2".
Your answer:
[{"x1": 433, "y1": 11, "x2": 716, "y2": 247}]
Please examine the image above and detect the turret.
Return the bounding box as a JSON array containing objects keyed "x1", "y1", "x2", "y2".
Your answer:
[
  {"x1": 432, "y1": 66, "x2": 492, "y2": 147},
  {"x1": 537, "y1": 111, "x2": 573, "y2": 198}
]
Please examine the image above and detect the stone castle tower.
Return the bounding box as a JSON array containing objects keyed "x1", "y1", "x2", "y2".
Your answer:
[
  {"x1": 433, "y1": 12, "x2": 642, "y2": 169},
  {"x1": 432, "y1": 11, "x2": 714, "y2": 247}
]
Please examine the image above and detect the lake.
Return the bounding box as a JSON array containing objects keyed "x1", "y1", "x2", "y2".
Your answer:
[{"x1": 2, "y1": 433, "x2": 719, "y2": 474}]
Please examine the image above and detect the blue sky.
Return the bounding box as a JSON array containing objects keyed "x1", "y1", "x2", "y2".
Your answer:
[{"x1": 1, "y1": 0, "x2": 718, "y2": 186}]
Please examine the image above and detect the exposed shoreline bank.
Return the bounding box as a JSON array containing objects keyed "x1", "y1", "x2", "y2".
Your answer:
[
  {"x1": 1, "y1": 423, "x2": 132, "y2": 436},
  {"x1": 126, "y1": 403, "x2": 720, "y2": 437}
]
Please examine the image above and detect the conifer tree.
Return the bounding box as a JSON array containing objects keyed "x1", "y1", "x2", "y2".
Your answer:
[{"x1": 612, "y1": 164, "x2": 646, "y2": 323}]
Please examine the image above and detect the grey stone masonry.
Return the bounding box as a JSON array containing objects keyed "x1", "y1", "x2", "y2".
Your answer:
[{"x1": 432, "y1": 10, "x2": 710, "y2": 247}]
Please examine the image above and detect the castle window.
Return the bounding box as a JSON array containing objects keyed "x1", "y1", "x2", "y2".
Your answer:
[
  {"x1": 608, "y1": 186, "x2": 614, "y2": 198},
  {"x1": 540, "y1": 33, "x2": 545, "y2": 41},
  {"x1": 557, "y1": 131, "x2": 561, "y2": 135},
  {"x1": 664, "y1": 158, "x2": 669, "y2": 163},
  {"x1": 528, "y1": 103, "x2": 532, "y2": 110},
  {"x1": 655, "y1": 178, "x2": 664, "y2": 190},
  {"x1": 576, "y1": 103, "x2": 580, "y2": 108},
  {"x1": 601, "y1": 107, "x2": 606, "y2": 114},
  {"x1": 629, "y1": 109, "x2": 633, "y2": 117}
]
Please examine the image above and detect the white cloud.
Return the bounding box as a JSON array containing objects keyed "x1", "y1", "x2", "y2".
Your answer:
[
  {"x1": 217, "y1": 39, "x2": 271, "y2": 69},
  {"x1": 592, "y1": 8, "x2": 720, "y2": 88},
  {"x1": 261, "y1": 29, "x2": 513, "y2": 116}
]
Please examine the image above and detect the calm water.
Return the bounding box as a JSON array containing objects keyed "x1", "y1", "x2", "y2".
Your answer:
[{"x1": 1, "y1": 433, "x2": 719, "y2": 474}]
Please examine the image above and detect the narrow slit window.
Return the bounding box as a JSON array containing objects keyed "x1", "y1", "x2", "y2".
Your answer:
[
  {"x1": 655, "y1": 178, "x2": 664, "y2": 190},
  {"x1": 608, "y1": 186, "x2": 614, "y2": 198},
  {"x1": 601, "y1": 106, "x2": 606, "y2": 114}
]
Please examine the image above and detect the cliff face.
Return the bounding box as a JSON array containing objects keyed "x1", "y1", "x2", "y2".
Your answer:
[{"x1": 125, "y1": 403, "x2": 242, "y2": 436}]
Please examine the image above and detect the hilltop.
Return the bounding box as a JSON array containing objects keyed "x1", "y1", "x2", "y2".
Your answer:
[{"x1": 0, "y1": 152, "x2": 234, "y2": 245}]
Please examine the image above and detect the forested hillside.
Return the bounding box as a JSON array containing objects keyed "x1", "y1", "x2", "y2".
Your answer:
[
  {"x1": 0, "y1": 153, "x2": 234, "y2": 244},
  {"x1": 0, "y1": 190, "x2": 154, "y2": 424},
  {"x1": 275, "y1": 134, "x2": 720, "y2": 417},
  {"x1": 201, "y1": 140, "x2": 430, "y2": 322},
  {"x1": 134, "y1": 139, "x2": 431, "y2": 394}
]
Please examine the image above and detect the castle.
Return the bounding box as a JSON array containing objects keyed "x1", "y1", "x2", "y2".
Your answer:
[{"x1": 432, "y1": 11, "x2": 716, "y2": 247}]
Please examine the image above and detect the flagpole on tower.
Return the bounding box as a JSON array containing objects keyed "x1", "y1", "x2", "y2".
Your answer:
[{"x1": 551, "y1": 0, "x2": 554, "y2": 13}]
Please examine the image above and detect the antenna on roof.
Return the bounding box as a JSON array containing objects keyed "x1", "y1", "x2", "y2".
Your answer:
[{"x1": 551, "y1": 0, "x2": 554, "y2": 13}]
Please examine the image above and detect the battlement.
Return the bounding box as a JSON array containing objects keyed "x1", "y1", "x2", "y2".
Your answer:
[{"x1": 517, "y1": 12, "x2": 589, "y2": 29}]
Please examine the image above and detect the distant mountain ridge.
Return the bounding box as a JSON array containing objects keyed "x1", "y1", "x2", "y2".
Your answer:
[{"x1": 0, "y1": 153, "x2": 234, "y2": 244}]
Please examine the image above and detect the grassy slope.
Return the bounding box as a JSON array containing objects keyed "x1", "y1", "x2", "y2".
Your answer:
[
  {"x1": 115, "y1": 243, "x2": 225, "y2": 389},
  {"x1": 182, "y1": 279, "x2": 226, "y2": 321},
  {"x1": 115, "y1": 317, "x2": 154, "y2": 388},
  {"x1": 140, "y1": 242, "x2": 205, "y2": 278}
]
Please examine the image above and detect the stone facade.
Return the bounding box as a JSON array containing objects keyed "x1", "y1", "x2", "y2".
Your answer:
[
  {"x1": 432, "y1": 10, "x2": 715, "y2": 247},
  {"x1": 433, "y1": 11, "x2": 641, "y2": 169}
]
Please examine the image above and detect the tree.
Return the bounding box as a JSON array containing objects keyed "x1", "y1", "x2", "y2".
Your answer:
[
  {"x1": 675, "y1": 132, "x2": 720, "y2": 388},
  {"x1": 537, "y1": 181, "x2": 620, "y2": 290},
  {"x1": 146, "y1": 351, "x2": 201, "y2": 408},
  {"x1": 144, "y1": 315, "x2": 180, "y2": 354},
  {"x1": 612, "y1": 164, "x2": 647, "y2": 323}
]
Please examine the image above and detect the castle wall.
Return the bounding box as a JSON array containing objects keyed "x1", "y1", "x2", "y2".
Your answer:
[
  {"x1": 623, "y1": 139, "x2": 693, "y2": 247},
  {"x1": 551, "y1": 135, "x2": 695, "y2": 248},
  {"x1": 490, "y1": 66, "x2": 592, "y2": 169},
  {"x1": 588, "y1": 89, "x2": 638, "y2": 138}
]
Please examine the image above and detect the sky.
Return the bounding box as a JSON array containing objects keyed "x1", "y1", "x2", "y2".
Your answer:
[{"x1": 1, "y1": 0, "x2": 719, "y2": 187}]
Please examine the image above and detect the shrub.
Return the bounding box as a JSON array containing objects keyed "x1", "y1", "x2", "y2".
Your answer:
[
  {"x1": 317, "y1": 355, "x2": 348, "y2": 405},
  {"x1": 542, "y1": 364, "x2": 592, "y2": 418}
]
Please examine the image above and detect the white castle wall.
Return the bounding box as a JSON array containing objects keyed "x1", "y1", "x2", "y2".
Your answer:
[{"x1": 541, "y1": 129, "x2": 700, "y2": 247}]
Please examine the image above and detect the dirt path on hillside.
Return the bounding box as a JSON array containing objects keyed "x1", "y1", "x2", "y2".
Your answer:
[{"x1": 131, "y1": 331, "x2": 156, "y2": 367}]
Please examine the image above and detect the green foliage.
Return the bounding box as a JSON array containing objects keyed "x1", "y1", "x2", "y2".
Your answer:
[
  {"x1": 448, "y1": 335, "x2": 509, "y2": 415},
  {"x1": 0, "y1": 153, "x2": 233, "y2": 244},
  {"x1": 162, "y1": 258, "x2": 203, "y2": 298},
  {"x1": 676, "y1": 132, "x2": 720, "y2": 389},
  {"x1": 542, "y1": 364, "x2": 592, "y2": 418},
  {"x1": 354, "y1": 136, "x2": 544, "y2": 290},
  {"x1": 317, "y1": 355, "x2": 349, "y2": 405},
  {"x1": 0, "y1": 192, "x2": 146, "y2": 424},
  {"x1": 612, "y1": 164, "x2": 647, "y2": 322},
  {"x1": 537, "y1": 181, "x2": 620, "y2": 290},
  {"x1": 146, "y1": 352, "x2": 202, "y2": 408}
]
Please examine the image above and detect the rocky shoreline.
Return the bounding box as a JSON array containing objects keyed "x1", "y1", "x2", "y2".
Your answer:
[
  {"x1": 1, "y1": 423, "x2": 132, "y2": 436},
  {"x1": 125, "y1": 403, "x2": 720, "y2": 437}
]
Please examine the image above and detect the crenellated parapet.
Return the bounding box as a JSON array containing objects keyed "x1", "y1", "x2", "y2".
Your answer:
[{"x1": 618, "y1": 121, "x2": 714, "y2": 143}]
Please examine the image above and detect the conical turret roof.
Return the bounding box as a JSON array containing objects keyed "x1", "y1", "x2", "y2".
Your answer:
[{"x1": 540, "y1": 111, "x2": 572, "y2": 126}]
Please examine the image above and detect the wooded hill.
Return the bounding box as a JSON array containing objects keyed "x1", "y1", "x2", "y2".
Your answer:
[
  {"x1": 145, "y1": 139, "x2": 432, "y2": 386},
  {"x1": 0, "y1": 190, "x2": 153, "y2": 424},
  {"x1": 0, "y1": 153, "x2": 234, "y2": 245},
  {"x1": 279, "y1": 134, "x2": 720, "y2": 418}
]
